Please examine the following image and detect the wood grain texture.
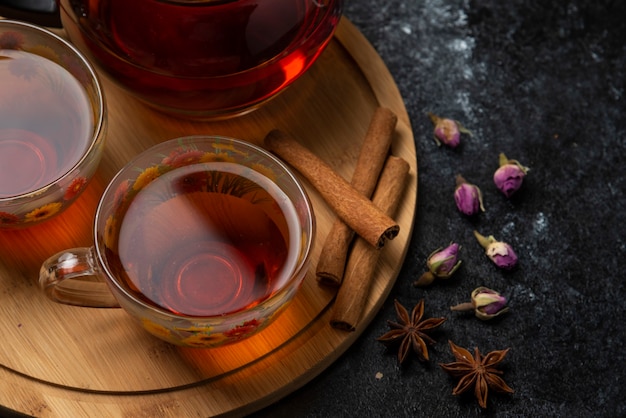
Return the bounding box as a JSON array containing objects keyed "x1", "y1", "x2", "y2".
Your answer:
[{"x1": 0, "y1": 18, "x2": 417, "y2": 417}]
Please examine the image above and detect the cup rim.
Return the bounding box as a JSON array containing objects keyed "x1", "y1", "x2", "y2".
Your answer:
[
  {"x1": 94, "y1": 135, "x2": 315, "y2": 320},
  {"x1": 0, "y1": 19, "x2": 106, "y2": 202}
]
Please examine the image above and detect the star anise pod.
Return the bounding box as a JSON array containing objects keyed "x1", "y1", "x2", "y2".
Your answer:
[
  {"x1": 439, "y1": 340, "x2": 514, "y2": 409},
  {"x1": 377, "y1": 299, "x2": 446, "y2": 365}
]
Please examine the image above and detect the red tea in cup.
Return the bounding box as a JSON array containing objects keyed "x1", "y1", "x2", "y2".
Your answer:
[
  {"x1": 0, "y1": 50, "x2": 93, "y2": 197},
  {"x1": 59, "y1": 0, "x2": 343, "y2": 117},
  {"x1": 109, "y1": 163, "x2": 299, "y2": 317}
]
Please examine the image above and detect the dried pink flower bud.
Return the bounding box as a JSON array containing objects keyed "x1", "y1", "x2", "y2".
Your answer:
[
  {"x1": 474, "y1": 230, "x2": 518, "y2": 270},
  {"x1": 428, "y1": 243, "x2": 462, "y2": 278},
  {"x1": 450, "y1": 286, "x2": 509, "y2": 320},
  {"x1": 427, "y1": 113, "x2": 471, "y2": 148},
  {"x1": 454, "y1": 175, "x2": 485, "y2": 216},
  {"x1": 414, "y1": 243, "x2": 462, "y2": 286},
  {"x1": 493, "y1": 153, "x2": 529, "y2": 197}
]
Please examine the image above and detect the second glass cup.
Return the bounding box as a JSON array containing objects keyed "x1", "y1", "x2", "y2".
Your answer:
[{"x1": 0, "y1": 20, "x2": 106, "y2": 228}]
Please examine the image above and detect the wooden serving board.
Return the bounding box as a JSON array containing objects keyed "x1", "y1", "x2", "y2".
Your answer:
[{"x1": 0, "y1": 18, "x2": 417, "y2": 417}]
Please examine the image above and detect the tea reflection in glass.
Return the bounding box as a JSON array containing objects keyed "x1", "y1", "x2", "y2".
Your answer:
[{"x1": 59, "y1": 0, "x2": 343, "y2": 118}]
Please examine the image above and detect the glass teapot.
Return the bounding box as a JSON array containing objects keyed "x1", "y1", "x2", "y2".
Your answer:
[{"x1": 1, "y1": 0, "x2": 343, "y2": 118}]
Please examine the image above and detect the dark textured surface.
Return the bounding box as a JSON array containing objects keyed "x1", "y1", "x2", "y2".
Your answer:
[{"x1": 257, "y1": 0, "x2": 626, "y2": 416}]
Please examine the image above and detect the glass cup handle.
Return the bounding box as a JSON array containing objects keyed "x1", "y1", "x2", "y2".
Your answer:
[{"x1": 39, "y1": 247, "x2": 120, "y2": 308}]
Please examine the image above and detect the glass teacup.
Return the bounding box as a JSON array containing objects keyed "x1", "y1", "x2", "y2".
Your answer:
[{"x1": 40, "y1": 136, "x2": 315, "y2": 348}]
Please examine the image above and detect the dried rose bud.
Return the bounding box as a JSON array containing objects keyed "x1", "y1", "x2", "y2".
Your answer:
[
  {"x1": 427, "y1": 112, "x2": 471, "y2": 148},
  {"x1": 454, "y1": 175, "x2": 485, "y2": 216},
  {"x1": 450, "y1": 286, "x2": 510, "y2": 320},
  {"x1": 472, "y1": 287, "x2": 509, "y2": 319},
  {"x1": 493, "y1": 153, "x2": 529, "y2": 197},
  {"x1": 474, "y1": 230, "x2": 518, "y2": 270},
  {"x1": 414, "y1": 243, "x2": 462, "y2": 286}
]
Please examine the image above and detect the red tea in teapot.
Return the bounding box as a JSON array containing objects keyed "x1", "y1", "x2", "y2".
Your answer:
[{"x1": 59, "y1": 0, "x2": 342, "y2": 116}]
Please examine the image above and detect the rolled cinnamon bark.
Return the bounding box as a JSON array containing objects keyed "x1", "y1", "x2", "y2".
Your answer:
[
  {"x1": 330, "y1": 155, "x2": 410, "y2": 332},
  {"x1": 263, "y1": 129, "x2": 399, "y2": 249},
  {"x1": 316, "y1": 107, "x2": 397, "y2": 287}
]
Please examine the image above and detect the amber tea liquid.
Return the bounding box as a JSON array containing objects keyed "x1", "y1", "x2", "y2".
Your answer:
[
  {"x1": 60, "y1": 0, "x2": 342, "y2": 114},
  {"x1": 110, "y1": 163, "x2": 300, "y2": 317},
  {"x1": 0, "y1": 50, "x2": 93, "y2": 197}
]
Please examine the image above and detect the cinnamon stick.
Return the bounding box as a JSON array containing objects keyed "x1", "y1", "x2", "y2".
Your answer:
[
  {"x1": 330, "y1": 155, "x2": 410, "y2": 332},
  {"x1": 317, "y1": 107, "x2": 397, "y2": 287},
  {"x1": 263, "y1": 129, "x2": 399, "y2": 249}
]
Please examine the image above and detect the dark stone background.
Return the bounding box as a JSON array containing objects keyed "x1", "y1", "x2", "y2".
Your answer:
[{"x1": 257, "y1": 0, "x2": 626, "y2": 416}]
